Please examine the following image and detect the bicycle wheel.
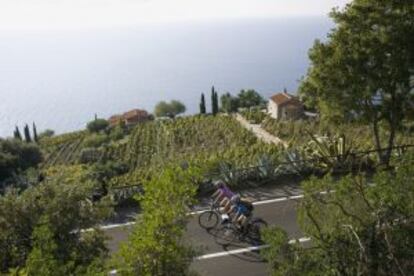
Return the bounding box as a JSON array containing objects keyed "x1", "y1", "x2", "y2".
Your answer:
[
  {"x1": 248, "y1": 219, "x2": 268, "y2": 242},
  {"x1": 215, "y1": 224, "x2": 237, "y2": 246},
  {"x1": 198, "y1": 211, "x2": 219, "y2": 229}
]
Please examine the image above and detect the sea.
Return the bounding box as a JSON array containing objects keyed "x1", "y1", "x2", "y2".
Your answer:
[{"x1": 0, "y1": 17, "x2": 332, "y2": 137}]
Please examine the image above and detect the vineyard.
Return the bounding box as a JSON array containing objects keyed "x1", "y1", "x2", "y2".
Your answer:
[
  {"x1": 110, "y1": 115, "x2": 282, "y2": 187},
  {"x1": 39, "y1": 115, "x2": 282, "y2": 188},
  {"x1": 40, "y1": 131, "x2": 87, "y2": 167}
]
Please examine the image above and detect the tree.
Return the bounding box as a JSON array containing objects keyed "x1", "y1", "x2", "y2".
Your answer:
[
  {"x1": 23, "y1": 124, "x2": 31, "y2": 143},
  {"x1": 170, "y1": 100, "x2": 186, "y2": 116},
  {"x1": 299, "y1": 0, "x2": 414, "y2": 165},
  {"x1": 13, "y1": 126, "x2": 22, "y2": 141},
  {"x1": 220, "y1": 93, "x2": 239, "y2": 113},
  {"x1": 87, "y1": 119, "x2": 109, "y2": 133},
  {"x1": 154, "y1": 100, "x2": 186, "y2": 118},
  {"x1": 211, "y1": 86, "x2": 219, "y2": 115},
  {"x1": 0, "y1": 172, "x2": 112, "y2": 274},
  {"x1": 32, "y1": 122, "x2": 38, "y2": 143},
  {"x1": 0, "y1": 139, "x2": 43, "y2": 182},
  {"x1": 116, "y1": 165, "x2": 202, "y2": 275},
  {"x1": 237, "y1": 89, "x2": 265, "y2": 108},
  {"x1": 38, "y1": 129, "x2": 55, "y2": 140},
  {"x1": 199, "y1": 93, "x2": 206, "y2": 114},
  {"x1": 262, "y1": 153, "x2": 414, "y2": 275}
]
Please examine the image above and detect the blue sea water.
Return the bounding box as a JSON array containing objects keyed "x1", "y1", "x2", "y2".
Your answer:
[{"x1": 0, "y1": 17, "x2": 332, "y2": 137}]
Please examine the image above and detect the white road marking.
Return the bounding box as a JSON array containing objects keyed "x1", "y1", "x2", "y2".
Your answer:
[
  {"x1": 108, "y1": 237, "x2": 311, "y2": 274},
  {"x1": 97, "y1": 194, "x2": 306, "y2": 231},
  {"x1": 195, "y1": 237, "x2": 311, "y2": 260}
]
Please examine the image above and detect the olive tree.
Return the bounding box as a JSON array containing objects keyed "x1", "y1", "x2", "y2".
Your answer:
[{"x1": 299, "y1": 0, "x2": 414, "y2": 165}]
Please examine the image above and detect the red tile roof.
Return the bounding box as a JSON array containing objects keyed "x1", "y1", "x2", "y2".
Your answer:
[
  {"x1": 270, "y1": 92, "x2": 302, "y2": 106},
  {"x1": 123, "y1": 109, "x2": 149, "y2": 120}
]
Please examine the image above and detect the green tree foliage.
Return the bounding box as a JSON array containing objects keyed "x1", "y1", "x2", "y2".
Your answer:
[
  {"x1": 299, "y1": 0, "x2": 414, "y2": 165},
  {"x1": 109, "y1": 125, "x2": 126, "y2": 141},
  {"x1": 0, "y1": 174, "x2": 112, "y2": 274},
  {"x1": 14, "y1": 126, "x2": 22, "y2": 141},
  {"x1": 23, "y1": 124, "x2": 31, "y2": 143},
  {"x1": 262, "y1": 153, "x2": 414, "y2": 275},
  {"x1": 154, "y1": 100, "x2": 186, "y2": 118},
  {"x1": 220, "y1": 93, "x2": 239, "y2": 113},
  {"x1": 0, "y1": 139, "x2": 42, "y2": 182},
  {"x1": 237, "y1": 89, "x2": 265, "y2": 108},
  {"x1": 32, "y1": 123, "x2": 38, "y2": 143},
  {"x1": 211, "y1": 86, "x2": 219, "y2": 115},
  {"x1": 38, "y1": 129, "x2": 54, "y2": 140},
  {"x1": 87, "y1": 118, "x2": 109, "y2": 133},
  {"x1": 115, "y1": 165, "x2": 202, "y2": 275},
  {"x1": 82, "y1": 133, "x2": 110, "y2": 148},
  {"x1": 199, "y1": 93, "x2": 206, "y2": 114}
]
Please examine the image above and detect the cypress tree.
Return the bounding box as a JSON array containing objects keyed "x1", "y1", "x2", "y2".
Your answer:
[
  {"x1": 14, "y1": 126, "x2": 22, "y2": 140},
  {"x1": 199, "y1": 93, "x2": 206, "y2": 114},
  {"x1": 33, "y1": 122, "x2": 38, "y2": 143},
  {"x1": 214, "y1": 91, "x2": 219, "y2": 113},
  {"x1": 24, "y1": 124, "x2": 32, "y2": 143},
  {"x1": 211, "y1": 87, "x2": 215, "y2": 115},
  {"x1": 211, "y1": 86, "x2": 219, "y2": 115}
]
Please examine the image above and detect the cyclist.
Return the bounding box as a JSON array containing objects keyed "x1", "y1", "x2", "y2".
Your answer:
[
  {"x1": 212, "y1": 180, "x2": 235, "y2": 210},
  {"x1": 229, "y1": 194, "x2": 254, "y2": 232}
]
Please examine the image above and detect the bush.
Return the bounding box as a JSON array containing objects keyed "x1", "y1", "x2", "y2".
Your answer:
[
  {"x1": 87, "y1": 119, "x2": 109, "y2": 133},
  {"x1": 109, "y1": 126, "x2": 125, "y2": 141},
  {"x1": 38, "y1": 129, "x2": 55, "y2": 139},
  {"x1": 0, "y1": 176, "x2": 112, "y2": 274},
  {"x1": 82, "y1": 134, "x2": 109, "y2": 148},
  {"x1": 262, "y1": 153, "x2": 414, "y2": 275},
  {"x1": 115, "y1": 165, "x2": 201, "y2": 275},
  {"x1": 79, "y1": 148, "x2": 102, "y2": 164},
  {"x1": 0, "y1": 139, "x2": 43, "y2": 181},
  {"x1": 241, "y1": 109, "x2": 266, "y2": 124}
]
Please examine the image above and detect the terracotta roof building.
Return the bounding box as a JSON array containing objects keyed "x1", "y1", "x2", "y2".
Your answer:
[
  {"x1": 108, "y1": 109, "x2": 151, "y2": 127},
  {"x1": 268, "y1": 92, "x2": 304, "y2": 120}
]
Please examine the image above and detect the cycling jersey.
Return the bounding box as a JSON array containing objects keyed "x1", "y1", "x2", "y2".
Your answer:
[{"x1": 218, "y1": 186, "x2": 235, "y2": 199}]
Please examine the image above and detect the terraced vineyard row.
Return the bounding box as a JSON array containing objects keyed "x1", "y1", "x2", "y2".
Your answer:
[
  {"x1": 123, "y1": 115, "x2": 281, "y2": 172},
  {"x1": 41, "y1": 132, "x2": 86, "y2": 167}
]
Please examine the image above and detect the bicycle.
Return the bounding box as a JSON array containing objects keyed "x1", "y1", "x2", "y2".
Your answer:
[
  {"x1": 198, "y1": 200, "x2": 226, "y2": 229},
  {"x1": 214, "y1": 216, "x2": 268, "y2": 246}
]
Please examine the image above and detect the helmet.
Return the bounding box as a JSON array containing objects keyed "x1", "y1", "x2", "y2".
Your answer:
[
  {"x1": 231, "y1": 194, "x2": 240, "y2": 204},
  {"x1": 213, "y1": 180, "x2": 225, "y2": 188}
]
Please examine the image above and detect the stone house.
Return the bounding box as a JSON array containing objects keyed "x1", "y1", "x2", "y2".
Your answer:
[
  {"x1": 108, "y1": 109, "x2": 151, "y2": 127},
  {"x1": 268, "y1": 92, "x2": 304, "y2": 120}
]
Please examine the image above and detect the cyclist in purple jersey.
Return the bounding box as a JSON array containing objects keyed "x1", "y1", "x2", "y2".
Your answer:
[{"x1": 212, "y1": 180, "x2": 235, "y2": 208}]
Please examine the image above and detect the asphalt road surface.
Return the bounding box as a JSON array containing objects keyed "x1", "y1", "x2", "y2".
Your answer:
[{"x1": 103, "y1": 195, "x2": 305, "y2": 276}]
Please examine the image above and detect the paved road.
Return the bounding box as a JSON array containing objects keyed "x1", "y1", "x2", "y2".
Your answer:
[{"x1": 104, "y1": 196, "x2": 304, "y2": 276}]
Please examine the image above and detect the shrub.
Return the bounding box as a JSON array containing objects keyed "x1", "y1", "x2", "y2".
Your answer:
[
  {"x1": 82, "y1": 134, "x2": 109, "y2": 148},
  {"x1": 0, "y1": 139, "x2": 42, "y2": 181},
  {"x1": 79, "y1": 148, "x2": 102, "y2": 164},
  {"x1": 87, "y1": 119, "x2": 109, "y2": 133},
  {"x1": 0, "y1": 176, "x2": 112, "y2": 274},
  {"x1": 115, "y1": 165, "x2": 201, "y2": 275},
  {"x1": 38, "y1": 129, "x2": 55, "y2": 139},
  {"x1": 109, "y1": 126, "x2": 125, "y2": 141}
]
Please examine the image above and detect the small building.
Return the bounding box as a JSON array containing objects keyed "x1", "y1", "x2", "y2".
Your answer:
[
  {"x1": 108, "y1": 115, "x2": 123, "y2": 127},
  {"x1": 268, "y1": 92, "x2": 304, "y2": 120},
  {"x1": 108, "y1": 109, "x2": 151, "y2": 128},
  {"x1": 123, "y1": 109, "x2": 150, "y2": 126}
]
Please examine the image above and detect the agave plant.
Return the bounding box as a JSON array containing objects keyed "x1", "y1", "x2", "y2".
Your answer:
[
  {"x1": 280, "y1": 149, "x2": 314, "y2": 175},
  {"x1": 301, "y1": 132, "x2": 360, "y2": 172},
  {"x1": 256, "y1": 154, "x2": 277, "y2": 179},
  {"x1": 218, "y1": 161, "x2": 241, "y2": 187}
]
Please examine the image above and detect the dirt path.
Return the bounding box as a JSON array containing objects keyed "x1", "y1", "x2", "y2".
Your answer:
[{"x1": 235, "y1": 113, "x2": 287, "y2": 147}]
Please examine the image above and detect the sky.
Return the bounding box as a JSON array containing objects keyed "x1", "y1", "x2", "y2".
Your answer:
[{"x1": 0, "y1": 0, "x2": 350, "y2": 31}]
